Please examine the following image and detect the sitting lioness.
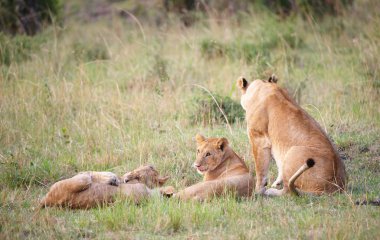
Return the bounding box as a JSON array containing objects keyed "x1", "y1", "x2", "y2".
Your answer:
[
  {"x1": 40, "y1": 165, "x2": 172, "y2": 209},
  {"x1": 175, "y1": 134, "x2": 253, "y2": 201},
  {"x1": 237, "y1": 75, "x2": 346, "y2": 196}
]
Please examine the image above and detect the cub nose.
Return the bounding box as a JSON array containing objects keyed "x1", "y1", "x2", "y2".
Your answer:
[{"x1": 193, "y1": 163, "x2": 200, "y2": 168}]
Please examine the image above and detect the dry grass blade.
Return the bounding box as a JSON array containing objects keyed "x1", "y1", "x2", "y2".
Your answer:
[{"x1": 192, "y1": 84, "x2": 233, "y2": 134}]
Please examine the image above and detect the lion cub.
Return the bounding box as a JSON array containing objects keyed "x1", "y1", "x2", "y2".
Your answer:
[
  {"x1": 40, "y1": 165, "x2": 172, "y2": 209},
  {"x1": 175, "y1": 134, "x2": 253, "y2": 201}
]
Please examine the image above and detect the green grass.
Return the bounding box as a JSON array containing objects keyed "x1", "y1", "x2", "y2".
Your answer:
[{"x1": 1, "y1": 0, "x2": 380, "y2": 239}]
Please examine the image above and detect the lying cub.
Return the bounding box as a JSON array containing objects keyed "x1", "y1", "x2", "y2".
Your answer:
[
  {"x1": 40, "y1": 165, "x2": 172, "y2": 209},
  {"x1": 175, "y1": 134, "x2": 253, "y2": 201}
]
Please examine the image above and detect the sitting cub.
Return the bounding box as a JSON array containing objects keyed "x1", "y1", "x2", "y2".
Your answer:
[{"x1": 175, "y1": 134, "x2": 253, "y2": 201}]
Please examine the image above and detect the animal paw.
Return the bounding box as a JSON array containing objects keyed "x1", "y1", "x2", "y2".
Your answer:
[
  {"x1": 264, "y1": 188, "x2": 282, "y2": 197},
  {"x1": 90, "y1": 172, "x2": 120, "y2": 186},
  {"x1": 255, "y1": 187, "x2": 266, "y2": 195}
]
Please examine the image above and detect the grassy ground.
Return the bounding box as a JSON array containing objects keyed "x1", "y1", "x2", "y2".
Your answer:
[{"x1": 1, "y1": 1, "x2": 380, "y2": 239}]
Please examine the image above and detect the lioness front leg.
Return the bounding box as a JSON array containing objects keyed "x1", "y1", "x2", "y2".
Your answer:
[
  {"x1": 250, "y1": 133, "x2": 271, "y2": 194},
  {"x1": 271, "y1": 154, "x2": 283, "y2": 188}
]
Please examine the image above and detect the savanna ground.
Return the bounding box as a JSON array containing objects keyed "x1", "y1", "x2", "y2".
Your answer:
[{"x1": 1, "y1": 0, "x2": 380, "y2": 239}]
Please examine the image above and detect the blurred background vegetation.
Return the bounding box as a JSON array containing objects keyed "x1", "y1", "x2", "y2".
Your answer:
[
  {"x1": 0, "y1": 0, "x2": 360, "y2": 68},
  {"x1": 1, "y1": 0, "x2": 354, "y2": 36}
]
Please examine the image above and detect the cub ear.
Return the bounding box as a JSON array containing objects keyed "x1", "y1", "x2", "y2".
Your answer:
[
  {"x1": 216, "y1": 137, "x2": 229, "y2": 151},
  {"x1": 195, "y1": 134, "x2": 206, "y2": 144},
  {"x1": 268, "y1": 74, "x2": 278, "y2": 83},
  {"x1": 158, "y1": 176, "x2": 170, "y2": 186},
  {"x1": 237, "y1": 76, "x2": 249, "y2": 93}
]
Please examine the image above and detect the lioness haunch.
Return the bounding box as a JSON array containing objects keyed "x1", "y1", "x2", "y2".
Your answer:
[
  {"x1": 237, "y1": 75, "x2": 346, "y2": 196},
  {"x1": 175, "y1": 134, "x2": 254, "y2": 201},
  {"x1": 40, "y1": 165, "x2": 174, "y2": 209}
]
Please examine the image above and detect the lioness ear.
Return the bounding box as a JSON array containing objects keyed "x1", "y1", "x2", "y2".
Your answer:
[
  {"x1": 237, "y1": 76, "x2": 249, "y2": 93},
  {"x1": 195, "y1": 134, "x2": 206, "y2": 144},
  {"x1": 268, "y1": 74, "x2": 278, "y2": 83},
  {"x1": 216, "y1": 138, "x2": 229, "y2": 151},
  {"x1": 158, "y1": 176, "x2": 170, "y2": 186}
]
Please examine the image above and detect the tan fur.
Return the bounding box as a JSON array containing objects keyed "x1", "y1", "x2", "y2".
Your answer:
[
  {"x1": 175, "y1": 134, "x2": 254, "y2": 201},
  {"x1": 40, "y1": 165, "x2": 172, "y2": 209},
  {"x1": 237, "y1": 76, "x2": 346, "y2": 196}
]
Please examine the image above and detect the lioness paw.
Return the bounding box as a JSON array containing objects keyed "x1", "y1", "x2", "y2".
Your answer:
[{"x1": 264, "y1": 188, "x2": 284, "y2": 197}]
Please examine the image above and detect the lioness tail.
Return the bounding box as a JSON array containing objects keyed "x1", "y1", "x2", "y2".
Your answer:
[{"x1": 288, "y1": 159, "x2": 315, "y2": 196}]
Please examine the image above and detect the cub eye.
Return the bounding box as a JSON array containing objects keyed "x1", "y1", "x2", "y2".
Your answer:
[
  {"x1": 197, "y1": 149, "x2": 200, "y2": 154},
  {"x1": 205, "y1": 152, "x2": 211, "y2": 157}
]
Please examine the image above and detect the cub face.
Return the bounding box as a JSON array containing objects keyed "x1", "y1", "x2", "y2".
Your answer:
[
  {"x1": 193, "y1": 134, "x2": 228, "y2": 175},
  {"x1": 121, "y1": 165, "x2": 169, "y2": 188}
]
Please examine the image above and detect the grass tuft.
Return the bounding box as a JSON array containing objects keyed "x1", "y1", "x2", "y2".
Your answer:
[
  {"x1": 186, "y1": 90, "x2": 244, "y2": 126},
  {"x1": 72, "y1": 41, "x2": 109, "y2": 62}
]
